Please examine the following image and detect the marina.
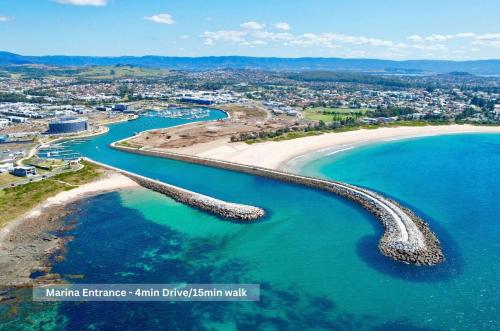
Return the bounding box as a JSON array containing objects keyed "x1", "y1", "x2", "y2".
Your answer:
[
  {"x1": 143, "y1": 108, "x2": 211, "y2": 120},
  {"x1": 1, "y1": 1, "x2": 499, "y2": 328},
  {"x1": 2, "y1": 108, "x2": 500, "y2": 330},
  {"x1": 37, "y1": 146, "x2": 81, "y2": 161}
]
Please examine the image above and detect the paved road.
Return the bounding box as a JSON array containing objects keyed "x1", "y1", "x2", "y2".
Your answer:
[{"x1": 0, "y1": 164, "x2": 83, "y2": 190}]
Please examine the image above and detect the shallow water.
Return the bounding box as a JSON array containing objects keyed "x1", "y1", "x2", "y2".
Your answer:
[{"x1": 1, "y1": 113, "x2": 499, "y2": 330}]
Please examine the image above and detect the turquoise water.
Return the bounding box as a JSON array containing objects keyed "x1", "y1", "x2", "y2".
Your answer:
[{"x1": 1, "y1": 113, "x2": 499, "y2": 330}]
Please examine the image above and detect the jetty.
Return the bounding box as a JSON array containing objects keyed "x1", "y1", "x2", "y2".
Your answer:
[
  {"x1": 83, "y1": 158, "x2": 264, "y2": 222},
  {"x1": 110, "y1": 144, "x2": 445, "y2": 266}
]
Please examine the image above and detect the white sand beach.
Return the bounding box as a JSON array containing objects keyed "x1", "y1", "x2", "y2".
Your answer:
[
  {"x1": 40, "y1": 172, "x2": 136, "y2": 208},
  {"x1": 0, "y1": 172, "x2": 138, "y2": 241},
  {"x1": 0, "y1": 172, "x2": 139, "y2": 286},
  {"x1": 168, "y1": 124, "x2": 500, "y2": 170}
]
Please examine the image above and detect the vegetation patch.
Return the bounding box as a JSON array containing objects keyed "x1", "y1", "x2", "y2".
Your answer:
[
  {"x1": 245, "y1": 131, "x2": 323, "y2": 144},
  {"x1": 0, "y1": 161, "x2": 102, "y2": 228},
  {"x1": 0, "y1": 173, "x2": 23, "y2": 186},
  {"x1": 243, "y1": 120, "x2": 452, "y2": 144},
  {"x1": 304, "y1": 107, "x2": 371, "y2": 122},
  {"x1": 77, "y1": 65, "x2": 168, "y2": 79},
  {"x1": 218, "y1": 104, "x2": 266, "y2": 119},
  {"x1": 117, "y1": 141, "x2": 142, "y2": 149}
]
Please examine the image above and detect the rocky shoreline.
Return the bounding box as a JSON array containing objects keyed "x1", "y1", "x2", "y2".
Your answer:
[
  {"x1": 0, "y1": 202, "x2": 74, "y2": 292},
  {"x1": 111, "y1": 145, "x2": 445, "y2": 266},
  {"x1": 0, "y1": 172, "x2": 139, "y2": 291},
  {"x1": 0, "y1": 160, "x2": 264, "y2": 292}
]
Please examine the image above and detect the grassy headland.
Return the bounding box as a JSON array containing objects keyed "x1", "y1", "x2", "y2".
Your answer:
[{"x1": 0, "y1": 161, "x2": 102, "y2": 228}]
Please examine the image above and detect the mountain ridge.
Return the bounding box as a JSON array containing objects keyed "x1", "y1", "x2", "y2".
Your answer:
[{"x1": 1, "y1": 51, "x2": 499, "y2": 74}]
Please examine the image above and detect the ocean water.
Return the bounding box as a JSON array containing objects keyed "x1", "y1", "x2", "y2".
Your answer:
[{"x1": 1, "y1": 112, "x2": 499, "y2": 330}]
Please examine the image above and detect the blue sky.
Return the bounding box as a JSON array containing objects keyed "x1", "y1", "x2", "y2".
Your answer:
[{"x1": 0, "y1": 0, "x2": 499, "y2": 59}]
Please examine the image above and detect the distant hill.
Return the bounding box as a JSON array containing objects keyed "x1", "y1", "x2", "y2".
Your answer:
[
  {"x1": 1, "y1": 51, "x2": 499, "y2": 75},
  {"x1": 0, "y1": 52, "x2": 32, "y2": 65}
]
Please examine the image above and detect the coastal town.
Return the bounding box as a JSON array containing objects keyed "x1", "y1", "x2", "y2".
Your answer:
[
  {"x1": 0, "y1": 64, "x2": 498, "y2": 279},
  {"x1": 1, "y1": 67, "x2": 499, "y2": 119},
  {"x1": 0, "y1": 65, "x2": 498, "y2": 187},
  {"x1": 0, "y1": 62, "x2": 499, "y2": 307},
  {"x1": 2, "y1": 0, "x2": 500, "y2": 329},
  {"x1": 0, "y1": 71, "x2": 479, "y2": 205},
  {"x1": 0, "y1": 63, "x2": 497, "y2": 212}
]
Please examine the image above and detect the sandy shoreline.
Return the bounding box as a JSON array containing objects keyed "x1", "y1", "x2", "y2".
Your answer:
[
  {"x1": 0, "y1": 172, "x2": 138, "y2": 242},
  {"x1": 167, "y1": 124, "x2": 500, "y2": 171},
  {"x1": 0, "y1": 172, "x2": 138, "y2": 288}
]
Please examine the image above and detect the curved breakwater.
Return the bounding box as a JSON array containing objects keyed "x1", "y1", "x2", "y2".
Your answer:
[
  {"x1": 110, "y1": 145, "x2": 444, "y2": 266},
  {"x1": 83, "y1": 158, "x2": 265, "y2": 222}
]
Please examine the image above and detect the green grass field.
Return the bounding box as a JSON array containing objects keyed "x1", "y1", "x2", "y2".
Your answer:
[
  {"x1": 77, "y1": 66, "x2": 168, "y2": 79},
  {"x1": 2, "y1": 64, "x2": 168, "y2": 80},
  {"x1": 0, "y1": 160, "x2": 102, "y2": 228},
  {"x1": 0, "y1": 173, "x2": 23, "y2": 186},
  {"x1": 304, "y1": 107, "x2": 372, "y2": 122}
]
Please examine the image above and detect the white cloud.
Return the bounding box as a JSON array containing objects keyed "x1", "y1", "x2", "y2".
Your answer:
[
  {"x1": 404, "y1": 32, "x2": 500, "y2": 50},
  {"x1": 475, "y1": 33, "x2": 500, "y2": 40},
  {"x1": 407, "y1": 32, "x2": 476, "y2": 43},
  {"x1": 274, "y1": 22, "x2": 291, "y2": 31},
  {"x1": 54, "y1": 0, "x2": 107, "y2": 6},
  {"x1": 252, "y1": 31, "x2": 294, "y2": 42},
  {"x1": 204, "y1": 39, "x2": 215, "y2": 47},
  {"x1": 202, "y1": 29, "x2": 401, "y2": 50},
  {"x1": 285, "y1": 33, "x2": 395, "y2": 49},
  {"x1": 424, "y1": 34, "x2": 456, "y2": 42},
  {"x1": 201, "y1": 22, "x2": 498, "y2": 59},
  {"x1": 407, "y1": 35, "x2": 423, "y2": 42},
  {"x1": 405, "y1": 43, "x2": 448, "y2": 51},
  {"x1": 455, "y1": 32, "x2": 475, "y2": 38},
  {"x1": 179, "y1": 35, "x2": 191, "y2": 39},
  {"x1": 240, "y1": 40, "x2": 268, "y2": 47},
  {"x1": 144, "y1": 13, "x2": 175, "y2": 25},
  {"x1": 202, "y1": 30, "x2": 248, "y2": 43},
  {"x1": 240, "y1": 21, "x2": 265, "y2": 30},
  {"x1": 472, "y1": 33, "x2": 500, "y2": 48},
  {"x1": 0, "y1": 16, "x2": 11, "y2": 22}
]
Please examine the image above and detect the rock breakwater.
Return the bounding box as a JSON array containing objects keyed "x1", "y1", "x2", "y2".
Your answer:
[
  {"x1": 110, "y1": 145, "x2": 444, "y2": 266},
  {"x1": 83, "y1": 159, "x2": 265, "y2": 222}
]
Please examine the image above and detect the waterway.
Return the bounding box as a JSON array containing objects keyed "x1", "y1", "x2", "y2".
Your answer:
[{"x1": 1, "y1": 110, "x2": 498, "y2": 330}]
